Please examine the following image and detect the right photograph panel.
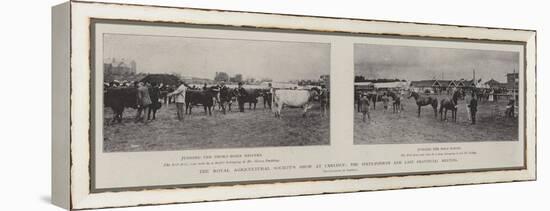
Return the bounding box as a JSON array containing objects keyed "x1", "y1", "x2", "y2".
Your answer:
[{"x1": 354, "y1": 43, "x2": 520, "y2": 145}]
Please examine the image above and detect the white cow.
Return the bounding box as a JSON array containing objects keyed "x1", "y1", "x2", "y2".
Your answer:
[{"x1": 272, "y1": 89, "x2": 319, "y2": 118}]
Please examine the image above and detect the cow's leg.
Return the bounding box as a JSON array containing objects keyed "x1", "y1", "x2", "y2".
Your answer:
[
  {"x1": 186, "y1": 103, "x2": 192, "y2": 115},
  {"x1": 275, "y1": 103, "x2": 282, "y2": 118},
  {"x1": 112, "y1": 112, "x2": 118, "y2": 123},
  {"x1": 118, "y1": 110, "x2": 123, "y2": 123},
  {"x1": 302, "y1": 105, "x2": 308, "y2": 118},
  {"x1": 115, "y1": 108, "x2": 123, "y2": 123},
  {"x1": 110, "y1": 108, "x2": 117, "y2": 123},
  {"x1": 417, "y1": 106, "x2": 421, "y2": 117},
  {"x1": 111, "y1": 112, "x2": 117, "y2": 123},
  {"x1": 273, "y1": 101, "x2": 278, "y2": 117}
]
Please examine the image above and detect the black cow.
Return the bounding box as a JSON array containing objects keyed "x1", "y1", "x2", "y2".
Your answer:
[
  {"x1": 104, "y1": 87, "x2": 138, "y2": 123},
  {"x1": 218, "y1": 86, "x2": 235, "y2": 114},
  {"x1": 234, "y1": 88, "x2": 261, "y2": 110},
  {"x1": 185, "y1": 88, "x2": 217, "y2": 115}
]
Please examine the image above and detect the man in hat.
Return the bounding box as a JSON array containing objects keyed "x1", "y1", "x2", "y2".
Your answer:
[
  {"x1": 135, "y1": 82, "x2": 152, "y2": 123},
  {"x1": 359, "y1": 91, "x2": 370, "y2": 122},
  {"x1": 263, "y1": 82, "x2": 273, "y2": 110},
  {"x1": 236, "y1": 82, "x2": 247, "y2": 112},
  {"x1": 506, "y1": 98, "x2": 515, "y2": 119},
  {"x1": 468, "y1": 92, "x2": 478, "y2": 124},
  {"x1": 319, "y1": 85, "x2": 329, "y2": 117}
]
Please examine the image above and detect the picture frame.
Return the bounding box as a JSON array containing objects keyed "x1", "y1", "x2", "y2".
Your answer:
[{"x1": 52, "y1": 1, "x2": 536, "y2": 210}]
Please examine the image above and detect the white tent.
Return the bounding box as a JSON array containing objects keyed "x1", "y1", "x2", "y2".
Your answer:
[{"x1": 374, "y1": 81, "x2": 409, "y2": 89}]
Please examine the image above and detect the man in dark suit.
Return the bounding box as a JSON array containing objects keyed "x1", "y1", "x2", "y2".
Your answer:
[
  {"x1": 468, "y1": 93, "x2": 478, "y2": 124},
  {"x1": 236, "y1": 82, "x2": 247, "y2": 112},
  {"x1": 147, "y1": 82, "x2": 161, "y2": 120}
]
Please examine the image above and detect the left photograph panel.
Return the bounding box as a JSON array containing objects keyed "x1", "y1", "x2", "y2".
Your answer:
[{"x1": 100, "y1": 31, "x2": 331, "y2": 152}]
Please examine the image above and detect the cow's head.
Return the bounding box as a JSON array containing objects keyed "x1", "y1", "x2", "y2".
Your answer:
[{"x1": 310, "y1": 87, "x2": 321, "y2": 101}]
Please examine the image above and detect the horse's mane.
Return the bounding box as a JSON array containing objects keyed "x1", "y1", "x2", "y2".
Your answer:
[
  {"x1": 451, "y1": 90, "x2": 461, "y2": 104},
  {"x1": 409, "y1": 91, "x2": 420, "y2": 99}
]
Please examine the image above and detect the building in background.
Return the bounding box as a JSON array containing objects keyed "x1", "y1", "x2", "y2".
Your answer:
[
  {"x1": 104, "y1": 58, "x2": 137, "y2": 75},
  {"x1": 507, "y1": 72, "x2": 519, "y2": 89}
]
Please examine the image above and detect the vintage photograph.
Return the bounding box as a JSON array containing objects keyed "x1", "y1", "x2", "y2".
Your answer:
[
  {"x1": 354, "y1": 43, "x2": 520, "y2": 144},
  {"x1": 102, "y1": 34, "x2": 330, "y2": 152}
]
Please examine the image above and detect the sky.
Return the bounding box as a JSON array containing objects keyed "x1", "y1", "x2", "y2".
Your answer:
[
  {"x1": 103, "y1": 34, "x2": 330, "y2": 82},
  {"x1": 354, "y1": 44, "x2": 519, "y2": 83}
]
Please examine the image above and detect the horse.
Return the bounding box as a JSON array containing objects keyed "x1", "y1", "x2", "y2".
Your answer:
[
  {"x1": 408, "y1": 91, "x2": 438, "y2": 118},
  {"x1": 439, "y1": 90, "x2": 463, "y2": 121}
]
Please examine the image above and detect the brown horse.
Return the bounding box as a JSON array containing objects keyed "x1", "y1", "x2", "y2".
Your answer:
[
  {"x1": 408, "y1": 91, "x2": 438, "y2": 118},
  {"x1": 439, "y1": 90, "x2": 463, "y2": 121}
]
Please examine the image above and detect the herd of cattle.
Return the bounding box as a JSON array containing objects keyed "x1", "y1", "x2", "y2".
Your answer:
[{"x1": 104, "y1": 84, "x2": 329, "y2": 123}]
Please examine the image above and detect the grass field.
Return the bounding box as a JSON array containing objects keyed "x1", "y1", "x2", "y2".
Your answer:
[
  {"x1": 354, "y1": 94, "x2": 518, "y2": 144},
  {"x1": 103, "y1": 101, "x2": 330, "y2": 152}
]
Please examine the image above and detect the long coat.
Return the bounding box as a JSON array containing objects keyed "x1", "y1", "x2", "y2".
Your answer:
[
  {"x1": 137, "y1": 86, "x2": 152, "y2": 106},
  {"x1": 149, "y1": 86, "x2": 161, "y2": 109}
]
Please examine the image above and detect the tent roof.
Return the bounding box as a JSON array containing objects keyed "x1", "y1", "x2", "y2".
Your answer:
[
  {"x1": 355, "y1": 82, "x2": 374, "y2": 86},
  {"x1": 374, "y1": 81, "x2": 409, "y2": 88}
]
